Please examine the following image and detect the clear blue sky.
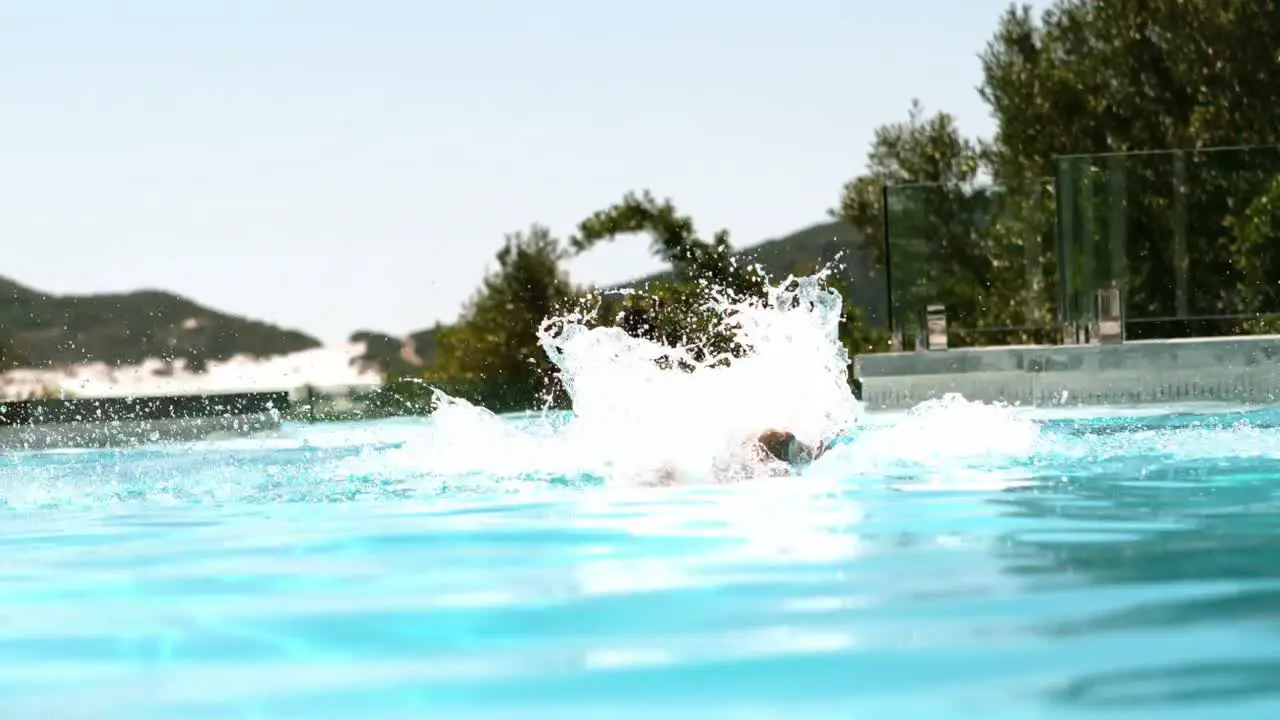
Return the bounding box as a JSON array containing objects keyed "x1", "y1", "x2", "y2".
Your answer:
[{"x1": 0, "y1": 0, "x2": 1039, "y2": 342}]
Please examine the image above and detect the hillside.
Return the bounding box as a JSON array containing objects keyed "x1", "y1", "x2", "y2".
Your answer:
[
  {"x1": 352, "y1": 219, "x2": 887, "y2": 376},
  {"x1": 348, "y1": 327, "x2": 442, "y2": 378},
  {"x1": 0, "y1": 220, "x2": 884, "y2": 378},
  {"x1": 0, "y1": 277, "x2": 321, "y2": 371}
]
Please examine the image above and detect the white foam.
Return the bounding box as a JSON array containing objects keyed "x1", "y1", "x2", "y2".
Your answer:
[
  {"x1": 0, "y1": 270, "x2": 1070, "y2": 496},
  {"x1": 398, "y1": 271, "x2": 863, "y2": 487}
]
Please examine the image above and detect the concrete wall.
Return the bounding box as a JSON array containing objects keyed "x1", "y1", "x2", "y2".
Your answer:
[{"x1": 854, "y1": 335, "x2": 1280, "y2": 411}]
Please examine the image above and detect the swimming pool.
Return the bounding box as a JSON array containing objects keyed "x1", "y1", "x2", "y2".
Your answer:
[{"x1": 2, "y1": 397, "x2": 1278, "y2": 719}]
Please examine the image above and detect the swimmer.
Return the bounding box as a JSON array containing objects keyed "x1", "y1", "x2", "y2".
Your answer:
[
  {"x1": 754, "y1": 429, "x2": 834, "y2": 467},
  {"x1": 645, "y1": 429, "x2": 834, "y2": 487}
]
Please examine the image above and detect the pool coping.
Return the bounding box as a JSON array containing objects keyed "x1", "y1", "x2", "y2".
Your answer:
[{"x1": 854, "y1": 335, "x2": 1280, "y2": 411}]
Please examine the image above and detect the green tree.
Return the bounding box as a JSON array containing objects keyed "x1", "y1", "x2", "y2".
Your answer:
[
  {"x1": 979, "y1": 0, "x2": 1280, "y2": 336},
  {"x1": 572, "y1": 191, "x2": 766, "y2": 297},
  {"x1": 833, "y1": 100, "x2": 980, "y2": 270},
  {"x1": 570, "y1": 191, "x2": 769, "y2": 364},
  {"x1": 1226, "y1": 177, "x2": 1280, "y2": 333},
  {"x1": 981, "y1": 1, "x2": 1280, "y2": 167},
  {"x1": 422, "y1": 225, "x2": 577, "y2": 412},
  {"x1": 572, "y1": 191, "x2": 899, "y2": 367},
  {"x1": 831, "y1": 101, "x2": 1053, "y2": 346},
  {"x1": 832, "y1": 0, "x2": 1280, "y2": 347}
]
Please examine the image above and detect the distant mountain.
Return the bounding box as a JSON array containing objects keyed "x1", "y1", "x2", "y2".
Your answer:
[
  {"x1": 0, "y1": 277, "x2": 321, "y2": 371},
  {"x1": 352, "y1": 219, "x2": 887, "y2": 377},
  {"x1": 0, "y1": 220, "x2": 885, "y2": 378}
]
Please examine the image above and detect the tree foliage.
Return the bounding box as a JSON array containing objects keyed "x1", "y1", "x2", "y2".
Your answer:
[
  {"x1": 571, "y1": 191, "x2": 767, "y2": 297},
  {"x1": 833, "y1": 100, "x2": 980, "y2": 270},
  {"x1": 569, "y1": 191, "x2": 770, "y2": 365},
  {"x1": 421, "y1": 225, "x2": 576, "y2": 413},
  {"x1": 833, "y1": 0, "x2": 1280, "y2": 346},
  {"x1": 832, "y1": 100, "x2": 1056, "y2": 345},
  {"x1": 979, "y1": 0, "x2": 1280, "y2": 337},
  {"x1": 415, "y1": 191, "x2": 870, "y2": 412}
]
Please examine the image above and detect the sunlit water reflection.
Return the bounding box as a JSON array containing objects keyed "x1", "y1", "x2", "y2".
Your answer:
[{"x1": 1, "y1": 399, "x2": 1279, "y2": 718}]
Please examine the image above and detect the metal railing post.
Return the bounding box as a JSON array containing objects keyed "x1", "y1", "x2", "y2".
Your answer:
[
  {"x1": 922, "y1": 303, "x2": 948, "y2": 351},
  {"x1": 1095, "y1": 285, "x2": 1124, "y2": 344}
]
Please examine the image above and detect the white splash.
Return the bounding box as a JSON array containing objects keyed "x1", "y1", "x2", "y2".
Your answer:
[{"x1": 413, "y1": 271, "x2": 862, "y2": 486}]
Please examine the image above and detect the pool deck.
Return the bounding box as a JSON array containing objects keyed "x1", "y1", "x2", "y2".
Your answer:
[
  {"x1": 854, "y1": 335, "x2": 1280, "y2": 411},
  {"x1": 0, "y1": 391, "x2": 289, "y2": 450}
]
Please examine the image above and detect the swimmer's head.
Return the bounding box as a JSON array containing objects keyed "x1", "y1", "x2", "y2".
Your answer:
[
  {"x1": 757, "y1": 429, "x2": 830, "y2": 466},
  {"x1": 757, "y1": 429, "x2": 799, "y2": 464}
]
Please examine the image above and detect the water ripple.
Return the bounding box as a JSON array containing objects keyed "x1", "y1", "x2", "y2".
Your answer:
[{"x1": 2, "y1": 407, "x2": 1280, "y2": 717}]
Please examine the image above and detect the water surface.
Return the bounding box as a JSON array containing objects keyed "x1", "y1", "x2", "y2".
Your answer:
[{"x1": 2, "y1": 400, "x2": 1279, "y2": 719}]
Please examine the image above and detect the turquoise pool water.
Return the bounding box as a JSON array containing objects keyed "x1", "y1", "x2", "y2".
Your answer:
[{"x1": 2, "y1": 400, "x2": 1279, "y2": 718}]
